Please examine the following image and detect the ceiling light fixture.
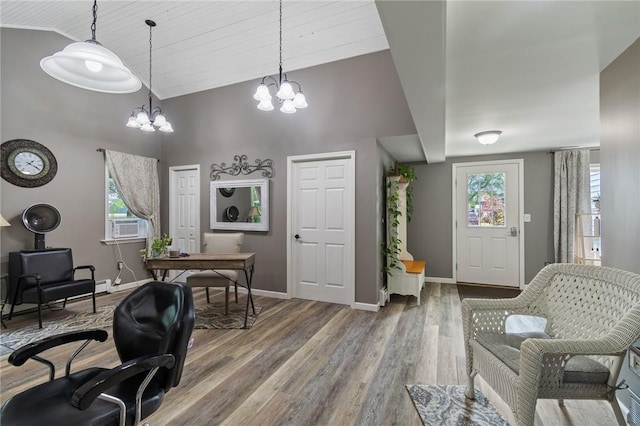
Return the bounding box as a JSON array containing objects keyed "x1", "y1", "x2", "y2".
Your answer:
[
  {"x1": 126, "y1": 20, "x2": 173, "y2": 133},
  {"x1": 40, "y1": 0, "x2": 141, "y2": 94},
  {"x1": 474, "y1": 130, "x2": 502, "y2": 145},
  {"x1": 253, "y1": 0, "x2": 308, "y2": 114}
]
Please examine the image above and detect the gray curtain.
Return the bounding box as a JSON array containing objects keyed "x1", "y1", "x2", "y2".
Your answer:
[
  {"x1": 105, "y1": 150, "x2": 160, "y2": 248},
  {"x1": 553, "y1": 149, "x2": 591, "y2": 263}
]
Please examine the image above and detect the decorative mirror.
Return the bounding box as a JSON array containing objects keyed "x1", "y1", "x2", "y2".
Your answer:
[{"x1": 210, "y1": 178, "x2": 269, "y2": 231}]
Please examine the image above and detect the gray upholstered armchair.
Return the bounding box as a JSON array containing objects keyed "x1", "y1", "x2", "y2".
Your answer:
[{"x1": 462, "y1": 263, "x2": 640, "y2": 426}]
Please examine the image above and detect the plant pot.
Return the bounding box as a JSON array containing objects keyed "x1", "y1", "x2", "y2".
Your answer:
[{"x1": 151, "y1": 247, "x2": 166, "y2": 258}]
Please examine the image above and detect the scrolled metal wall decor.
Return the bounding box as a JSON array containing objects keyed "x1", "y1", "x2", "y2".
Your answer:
[{"x1": 210, "y1": 154, "x2": 275, "y2": 181}]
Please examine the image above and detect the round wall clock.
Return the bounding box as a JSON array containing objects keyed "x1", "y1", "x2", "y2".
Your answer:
[{"x1": 1, "y1": 139, "x2": 58, "y2": 188}]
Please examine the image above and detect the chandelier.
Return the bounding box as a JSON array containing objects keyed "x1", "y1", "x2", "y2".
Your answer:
[
  {"x1": 126, "y1": 20, "x2": 173, "y2": 133},
  {"x1": 253, "y1": 0, "x2": 308, "y2": 114},
  {"x1": 40, "y1": 0, "x2": 141, "y2": 94}
]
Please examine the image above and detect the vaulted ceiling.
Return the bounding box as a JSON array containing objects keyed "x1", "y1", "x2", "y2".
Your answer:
[{"x1": 1, "y1": 1, "x2": 638, "y2": 162}]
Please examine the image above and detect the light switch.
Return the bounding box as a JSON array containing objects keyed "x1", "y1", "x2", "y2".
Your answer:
[{"x1": 524, "y1": 214, "x2": 531, "y2": 222}]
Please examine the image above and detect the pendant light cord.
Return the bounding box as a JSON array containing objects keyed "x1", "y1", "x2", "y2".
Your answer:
[
  {"x1": 278, "y1": 0, "x2": 283, "y2": 84},
  {"x1": 148, "y1": 21, "x2": 153, "y2": 110},
  {"x1": 90, "y1": 0, "x2": 98, "y2": 42}
]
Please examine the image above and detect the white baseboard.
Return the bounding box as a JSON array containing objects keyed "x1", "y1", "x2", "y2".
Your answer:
[
  {"x1": 234, "y1": 286, "x2": 289, "y2": 299},
  {"x1": 107, "y1": 278, "x2": 152, "y2": 293},
  {"x1": 354, "y1": 302, "x2": 380, "y2": 312},
  {"x1": 95, "y1": 279, "x2": 111, "y2": 294}
]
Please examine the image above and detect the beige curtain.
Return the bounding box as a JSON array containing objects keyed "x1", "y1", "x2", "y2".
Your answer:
[
  {"x1": 105, "y1": 150, "x2": 160, "y2": 248},
  {"x1": 553, "y1": 149, "x2": 591, "y2": 263}
]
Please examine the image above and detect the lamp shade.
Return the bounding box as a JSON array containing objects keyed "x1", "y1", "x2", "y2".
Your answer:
[
  {"x1": 276, "y1": 81, "x2": 295, "y2": 100},
  {"x1": 40, "y1": 41, "x2": 142, "y2": 94},
  {"x1": 0, "y1": 214, "x2": 10, "y2": 227},
  {"x1": 474, "y1": 130, "x2": 502, "y2": 145}
]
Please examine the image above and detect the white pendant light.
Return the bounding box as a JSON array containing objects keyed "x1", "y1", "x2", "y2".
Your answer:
[
  {"x1": 253, "y1": 0, "x2": 308, "y2": 114},
  {"x1": 474, "y1": 130, "x2": 503, "y2": 145},
  {"x1": 126, "y1": 20, "x2": 174, "y2": 133},
  {"x1": 40, "y1": 0, "x2": 141, "y2": 94}
]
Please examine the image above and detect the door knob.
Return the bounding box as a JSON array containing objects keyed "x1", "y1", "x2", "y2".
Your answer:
[
  {"x1": 294, "y1": 234, "x2": 300, "y2": 240},
  {"x1": 509, "y1": 227, "x2": 518, "y2": 237}
]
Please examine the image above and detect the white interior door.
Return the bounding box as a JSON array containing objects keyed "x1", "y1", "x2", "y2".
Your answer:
[
  {"x1": 288, "y1": 152, "x2": 355, "y2": 305},
  {"x1": 169, "y1": 165, "x2": 200, "y2": 255},
  {"x1": 454, "y1": 160, "x2": 523, "y2": 287}
]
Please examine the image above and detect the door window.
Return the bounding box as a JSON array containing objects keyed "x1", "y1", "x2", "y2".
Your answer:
[{"x1": 467, "y1": 172, "x2": 506, "y2": 227}]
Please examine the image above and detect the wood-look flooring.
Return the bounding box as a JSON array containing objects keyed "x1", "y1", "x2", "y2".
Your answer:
[{"x1": 0, "y1": 283, "x2": 617, "y2": 425}]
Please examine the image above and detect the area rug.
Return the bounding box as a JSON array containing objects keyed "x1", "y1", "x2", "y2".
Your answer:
[
  {"x1": 0, "y1": 306, "x2": 113, "y2": 353},
  {"x1": 193, "y1": 302, "x2": 262, "y2": 329},
  {"x1": 406, "y1": 384, "x2": 510, "y2": 426},
  {"x1": 457, "y1": 284, "x2": 520, "y2": 301},
  {"x1": 0, "y1": 302, "x2": 262, "y2": 354}
]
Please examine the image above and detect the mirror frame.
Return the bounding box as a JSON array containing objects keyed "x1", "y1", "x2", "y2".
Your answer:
[{"x1": 210, "y1": 178, "x2": 269, "y2": 231}]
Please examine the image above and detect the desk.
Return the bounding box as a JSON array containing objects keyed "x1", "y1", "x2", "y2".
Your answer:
[{"x1": 145, "y1": 253, "x2": 256, "y2": 328}]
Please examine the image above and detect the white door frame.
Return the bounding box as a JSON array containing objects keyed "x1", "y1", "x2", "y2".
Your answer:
[
  {"x1": 169, "y1": 164, "x2": 201, "y2": 253},
  {"x1": 286, "y1": 151, "x2": 356, "y2": 305},
  {"x1": 452, "y1": 159, "x2": 525, "y2": 288}
]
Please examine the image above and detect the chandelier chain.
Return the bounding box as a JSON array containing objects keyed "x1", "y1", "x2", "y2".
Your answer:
[
  {"x1": 279, "y1": 0, "x2": 283, "y2": 77},
  {"x1": 148, "y1": 22, "x2": 153, "y2": 102},
  {"x1": 90, "y1": 0, "x2": 98, "y2": 41}
]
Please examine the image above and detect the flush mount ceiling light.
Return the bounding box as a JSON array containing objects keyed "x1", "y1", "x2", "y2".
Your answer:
[
  {"x1": 474, "y1": 130, "x2": 503, "y2": 145},
  {"x1": 40, "y1": 0, "x2": 141, "y2": 94},
  {"x1": 253, "y1": 0, "x2": 308, "y2": 114},
  {"x1": 126, "y1": 20, "x2": 173, "y2": 133}
]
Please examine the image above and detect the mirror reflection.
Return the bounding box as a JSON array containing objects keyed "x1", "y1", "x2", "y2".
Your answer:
[{"x1": 210, "y1": 178, "x2": 269, "y2": 231}]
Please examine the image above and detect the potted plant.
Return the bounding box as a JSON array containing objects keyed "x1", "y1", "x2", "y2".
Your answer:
[
  {"x1": 140, "y1": 234, "x2": 173, "y2": 259},
  {"x1": 382, "y1": 163, "x2": 417, "y2": 274}
]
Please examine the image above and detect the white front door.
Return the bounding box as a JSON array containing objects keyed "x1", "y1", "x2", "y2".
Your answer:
[
  {"x1": 454, "y1": 160, "x2": 523, "y2": 287},
  {"x1": 169, "y1": 165, "x2": 200, "y2": 254},
  {"x1": 287, "y1": 151, "x2": 355, "y2": 305}
]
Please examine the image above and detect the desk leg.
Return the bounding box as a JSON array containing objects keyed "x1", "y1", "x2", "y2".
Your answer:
[{"x1": 243, "y1": 265, "x2": 256, "y2": 329}]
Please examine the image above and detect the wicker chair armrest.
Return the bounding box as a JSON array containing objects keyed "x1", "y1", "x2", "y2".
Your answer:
[
  {"x1": 519, "y1": 337, "x2": 623, "y2": 394},
  {"x1": 522, "y1": 337, "x2": 624, "y2": 358},
  {"x1": 462, "y1": 297, "x2": 532, "y2": 337}
]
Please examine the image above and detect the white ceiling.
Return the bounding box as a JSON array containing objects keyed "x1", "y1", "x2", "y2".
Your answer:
[{"x1": 1, "y1": 1, "x2": 639, "y2": 162}]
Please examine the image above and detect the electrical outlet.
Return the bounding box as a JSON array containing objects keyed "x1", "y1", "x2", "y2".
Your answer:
[
  {"x1": 630, "y1": 347, "x2": 640, "y2": 376},
  {"x1": 117, "y1": 261, "x2": 123, "y2": 270}
]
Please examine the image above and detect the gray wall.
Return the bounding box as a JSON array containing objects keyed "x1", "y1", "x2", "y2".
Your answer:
[
  {"x1": 601, "y1": 38, "x2": 640, "y2": 274},
  {"x1": 407, "y1": 151, "x2": 555, "y2": 283},
  {"x1": 1, "y1": 28, "x2": 162, "y2": 287},
  {"x1": 600, "y1": 38, "x2": 640, "y2": 412},
  {"x1": 159, "y1": 50, "x2": 416, "y2": 304},
  {"x1": 1, "y1": 29, "x2": 417, "y2": 306}
]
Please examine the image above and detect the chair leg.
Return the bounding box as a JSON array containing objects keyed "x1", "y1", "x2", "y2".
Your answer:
[
  {"x1": 225, "y1": 287, "x2": 229, "y2": 315},
  {"x1": 92, "y1": 291, "x2": 96, "y2": 313},
  {"x1": 234, "y1": 283, "x2": 238, "y2": 303},
  {"x1": 37, "y1": 293, "x2": 43, "y2": 329},
  {"x1": 206, "y1": 287, "x2": 210, "y2": 303},
  {"x1": 63, "y1": 297, "x2": 68, "y2": 308},
  {"x1": 611, "y1": 397, "x2": 626, "y2": 426},
  {"x1": 466, "y1": 372, "x2": 476, "y2": 399},
  {"x1": 558, "y1": 398, "x2": 565, "y2": 407}
]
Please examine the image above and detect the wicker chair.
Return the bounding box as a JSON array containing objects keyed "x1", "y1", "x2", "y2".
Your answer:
[{"x1": 462, "y1": 263, "x2": 640, "y2": 426}]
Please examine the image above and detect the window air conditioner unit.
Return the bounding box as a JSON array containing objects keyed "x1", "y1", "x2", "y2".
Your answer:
[{"x1": 110, "y1": 219, "x2": 141, "y2": 238}]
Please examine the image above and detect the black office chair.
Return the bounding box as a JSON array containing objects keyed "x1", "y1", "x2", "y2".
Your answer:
[
  {"x1": 7, "y1": 248, "x2": 96, "y2": 328},
  {"x1": 0, "y1": 281, "x2": 195, "y2": 426}
]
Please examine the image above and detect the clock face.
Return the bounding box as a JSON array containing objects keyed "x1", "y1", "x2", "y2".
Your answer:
[
  {"x1": 1, "y1": 139, "x2": 57, "y2": 188},
  {"x1": 13, "y1": 151, "x2": 45, "y2": 176}
]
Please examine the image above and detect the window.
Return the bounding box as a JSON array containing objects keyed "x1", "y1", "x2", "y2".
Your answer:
[
  {"x1": 590, "y1": 163, "x2": 600, "y2": 213},
  {"x1": 105, "y1": 170, "x2": 147, "y2": 240},
  {"x1": 466, "y1": 172, "x2": 506, "y2": 227}
]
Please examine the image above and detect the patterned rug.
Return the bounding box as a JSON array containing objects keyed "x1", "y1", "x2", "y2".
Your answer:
[
  {"x1": 0, "y1": 302, "x2": 262, "y2": 353},
  {"x1": 406, "y1": 384, "x2": 510, "y2": 426}
]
